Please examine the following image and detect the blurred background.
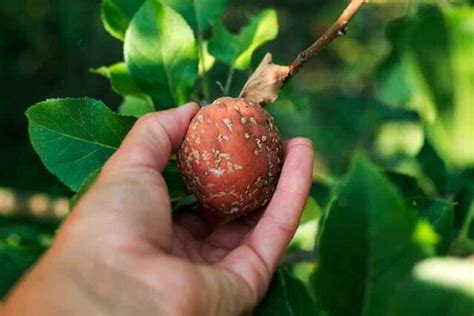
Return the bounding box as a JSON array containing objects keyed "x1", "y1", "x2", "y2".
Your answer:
[{"x1": 0, "y1": 0, "x2": 472, "y2": 301}]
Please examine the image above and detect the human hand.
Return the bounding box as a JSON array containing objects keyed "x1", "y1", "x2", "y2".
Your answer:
[{"x1": 3, "y1": 103, "x2": 314, "y2": 315}]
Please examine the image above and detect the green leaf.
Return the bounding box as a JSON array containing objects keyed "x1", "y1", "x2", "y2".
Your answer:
[
  {"x1": 101, "y1": 0, "x2": 145, "y2": 41},
  {"x1": 198, "y1": 41, "x2": 216, "y2": 75},
  {"x1": 453, "y1": 180, "x2": 474, "y2": 239},
  {"x1": 310, "y1": 180, "x2": 332, "y2": 210},
  {"x1": 27, "y1": 98, "x2": 135, "y2": 191},
  {"x1": 389, "y1": 258, "x2": 474, "y2": 316},
  {"x1": 374, "y1": 50, "x2": 412, "y2": 107},
  {"x1": 209, "y1": 9, "x2": 278, "y2": 70},
  {"x1": 119, "y1": 95, "x2": 154, "y2": 118},
  {"x1": 254, "y1": 268, "x2": 318, "y2": 316},
  {"x1": 385, "y1": 171, "x2": 425, "y2": 198},
  {"x1": 390, "y1": 6, "x2": 474, "y2": 167},
  {"x1": 417, "y1": 139, "x2": 448, "y2": 195},
  {"x1": 92, "y1": 62, "x2": 144, "y2": 97},
  {"x1": 0, "y1": 216, "x2": 58, "y2": 298},
  {"x1": 311, "y1": 155, "x2": 435, "y2": 316},
  {"x1": 163, "y1": 161, "x2": 190, "y2": 201},
  {"x1": 300, "y1": 196, "x2": 320, "y2": 224},
  {"x1": 125, "y1": 0, "x2": 198, "y2": 108},
  {"x1": 69, "y1": 169, "x2": 101, "y2": 210},
  {"x1": 172, "y1": 195, "x2": 197, "y2": 213},
  {"x1": 269, "y1": 93, "x2": 419, "y2": 174},
  {"x1": 161, "y1": 0, "x2": 228, "y2": 34},
  {"x1": 412, "y1": 197, "x2": 454, "y2": 255}
]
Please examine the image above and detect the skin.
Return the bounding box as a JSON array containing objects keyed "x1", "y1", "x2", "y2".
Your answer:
[{"x1": 2, "y1": 102, "x2": 314, "y2": 316}]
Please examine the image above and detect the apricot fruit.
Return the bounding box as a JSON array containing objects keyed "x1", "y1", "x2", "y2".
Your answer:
[{"x1": 177, "y1": 97, "x2": 283, "y2": 216}]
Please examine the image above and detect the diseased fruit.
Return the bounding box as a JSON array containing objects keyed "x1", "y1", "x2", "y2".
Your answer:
[{"x1": 177, "y1": 97, "x2": 284, "y2": 217}]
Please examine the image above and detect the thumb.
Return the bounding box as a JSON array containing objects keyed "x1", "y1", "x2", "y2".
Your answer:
[
  {"x1": 67, "y1": 102, "x2": 199, "y2": 251},
  {"x1": 103, "y1": 102, "x2": 199, "y2": 175}
]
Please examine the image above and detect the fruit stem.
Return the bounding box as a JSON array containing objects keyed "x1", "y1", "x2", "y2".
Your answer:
[{"x1": 286, "y1": 0, "x2": 366, "y2": 79}]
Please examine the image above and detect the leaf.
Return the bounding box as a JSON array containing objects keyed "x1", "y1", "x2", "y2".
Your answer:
[
  {"x1": 27, "y1": 98, "x2": 135, "y2": 191},
  {"x1": 453, "y1": 180, "x2": 474, "y2": 239},
  {"x1": 101, "y1": 0, "x2": 145, "y2": 41},
  {"x1": 0, "y1": 216, "x2": 57, "y2": 298},
  {"x1": 385, "y1": 171, "x2": 425, "y2": 198},
  {"x1": 412, "y1": 197, "x2": 454, "y2": 255},
  {"x1": 125, "y1": 0, "x2": 198, "y2": 108},
  {"x1": 161, "y1": 0, "x2": 228, "y2": 34},
  {"x1": 300, "y1": 196, "x2": 320, "y2": 224},
  {"x1": 389, "y1": 6, "x2": 474, "y2": 167},
  {"x1": 69, "y1": 169, "x2": 101, "y2": 210},
  {"x1": 374, "y1": 50, "x2": 412, "y2": 107},
  {"x1": 198, "y1": 41, "x2": 216, "y2": 75},
  {"x1": 389, "y1": 258, "x2": 474, "y2": 316},
  {"x1": 310, "y1": 180, "x2": 332, "y2": 210},
  {"x1": 417, "y1": 139, "x2": 448, "y2": 195},
  {"x1": 269, "y1": 93, "x2": 418, "y2": 174},
  {"x1": 239, "y1": 53, "x2": 289, "y2": 105},
  {"x1": 311, "y1": 155, "x2": 435, "y2": 316},
  {"x1": 119, "y1": 95, "x2": 154, "y2": 118},
  {"x1": 209, "y1": 9, "x2": 278, "y2": 70},
  {"x1": 172, "y1": 194, "x2": 197, "y2": 213},
  {"x1": 91, "y1": 62, "x2": 144, "y2": 97},
  {"x1": 163, "y1": 161, "x2": 190, "y2": 201},
  {"x1": 254, "y1": 268, "x2": 318, "y2": 316}
]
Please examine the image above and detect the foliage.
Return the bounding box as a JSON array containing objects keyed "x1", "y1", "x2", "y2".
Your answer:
[
  {"x1": 312, "y1": 156, "x2": 436, "y2": 316},
  {"x1": 1, "y1": 0, "x2": 473, "y2": 314}
]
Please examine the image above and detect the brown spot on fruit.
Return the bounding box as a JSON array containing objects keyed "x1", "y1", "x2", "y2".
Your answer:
[{"x1": 177, "y1": 97, "x2": 284, "y2": 217}]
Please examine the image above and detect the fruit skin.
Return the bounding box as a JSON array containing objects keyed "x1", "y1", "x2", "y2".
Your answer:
[{"x1": 177, "y1": 97, "x2": 284, "y2": 217}]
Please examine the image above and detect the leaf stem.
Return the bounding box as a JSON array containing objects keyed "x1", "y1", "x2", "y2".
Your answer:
[
  {"x1": 286, "y1": 0, "x2": 366, "y2": 80},
  {"x1": 224, "y1": 65, "x2": 235, "y2": 95}
]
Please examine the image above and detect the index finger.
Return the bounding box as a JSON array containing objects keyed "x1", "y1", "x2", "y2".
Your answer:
[
  {"x1": 218, "y1": 137, "x2": 313, "y2": 298},
  {"x1": 103, "y1": 102, "x2": 199, "y2": 175},
  {"x1": 249, "y1": 137, "x2": 314, "y2": 271}
]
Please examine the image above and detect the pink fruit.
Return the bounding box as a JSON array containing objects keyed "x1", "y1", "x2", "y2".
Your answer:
[{"x1": 177, "y1": 97, "x2": 283, "y2": 217}]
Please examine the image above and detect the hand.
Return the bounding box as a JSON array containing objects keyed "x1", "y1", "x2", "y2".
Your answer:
[{"x1": 3, "y1": 102, "x2": 314, "y2": 315}]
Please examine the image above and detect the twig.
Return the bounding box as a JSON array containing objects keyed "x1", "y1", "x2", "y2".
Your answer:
[
  {"x1": 240, "y1": 0, "x2": 366, "y2": 105},
  {"x1": 224, "y1": 66, "x2": 235, "y2": 95},
  {"x1": 287, "y1": 0, "x2": 366, "y2": 79},
  {"x1": 216, "y1": 81, "x2": 226, "y2": 95}
]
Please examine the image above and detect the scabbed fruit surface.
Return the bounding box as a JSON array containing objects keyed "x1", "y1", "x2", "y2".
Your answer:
[{"x1": 178, "y1": 97, "x2": 284, "y2": 216}]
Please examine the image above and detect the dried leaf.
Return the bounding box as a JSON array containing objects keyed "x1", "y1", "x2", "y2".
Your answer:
[{"x1": 239, "y1": 53, "x2": 289, "y2": 105}]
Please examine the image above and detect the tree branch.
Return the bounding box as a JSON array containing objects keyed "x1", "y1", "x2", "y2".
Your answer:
[
  {"x1": 287, "y1": 0, "x2": 366, "y2": 79},
  {"x1": 239, "y1": 1, "x2": 366, "y2": 105}
]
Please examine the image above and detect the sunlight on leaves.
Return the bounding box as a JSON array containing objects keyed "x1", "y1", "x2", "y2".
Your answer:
[
  {"x1": 311, "y1": 155, "x2": 435, "y2": 316},
  {"x1": 389, "y1": 257, "x2": 474, "y2": 316},
  {"x1": 101, "y1": 0, "x2": 144, "y2": 41},
  {"x1": 209, "y1": 9, "x2": 278, "y2": 70},
  {"x1": 125, "y1": 0, "x2": 198, "y2": 108}
]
